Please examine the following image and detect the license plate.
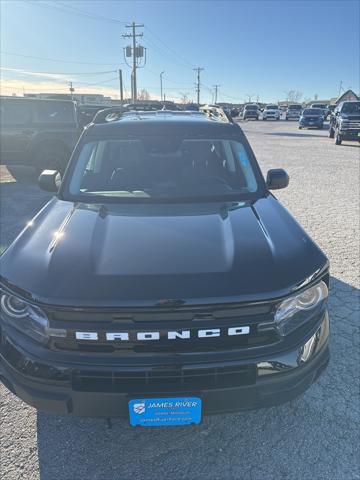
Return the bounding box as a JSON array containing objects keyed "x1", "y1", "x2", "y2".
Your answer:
[
  {"x1": 309, "y1": 121, "x2": 314, "y2": 125},
  {"x1": 129, "y1": 397, "x2": 202, "y2": 427}
]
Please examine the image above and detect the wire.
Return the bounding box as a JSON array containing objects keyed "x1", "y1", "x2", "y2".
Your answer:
[
  {"x1": 29, "y1": 0, "x2": 128, "y2": 24},
  {"x1": 56, "y1": 1, "x2": 128, "y2": 24},
  {"x1": 0, "y1": 51, "x2": 120, "y2": 66},
  {"x1": 145, "y1": 26, "x2": 195, "y2": 69},
  {"x1": 1, "y1": 67, "x2": 117, "y2": 76}
]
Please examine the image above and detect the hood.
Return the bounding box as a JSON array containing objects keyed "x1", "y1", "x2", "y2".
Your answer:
[{"x1": 0, "y1": 196, "x2": 328, "y2": 307}]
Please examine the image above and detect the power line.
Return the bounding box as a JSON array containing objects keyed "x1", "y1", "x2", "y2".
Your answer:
[
  {"x1": 1, "y1": 67, "x2": 117, "y2": 76},
  {"x1": 0, "y1": 51, "x2": 120, "y2": 66},
  {"x1": 145, "y1": 26, "x2": 195, "y2": 69},
  {"x1": 30, "y1": 0, "x2": 128, "y2": 24}
]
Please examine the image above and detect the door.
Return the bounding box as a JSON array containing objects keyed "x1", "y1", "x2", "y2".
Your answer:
[{"x1": 0, "y1": 98, "x2": 34, "y2": 165}]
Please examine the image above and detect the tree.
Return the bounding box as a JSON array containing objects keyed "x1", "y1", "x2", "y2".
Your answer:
[
  {"x1": 180, "y1": 92, "x2": 189, "y2": 104},
  {"x1": 284, "y1": 90, "x2": 303, "y2": 102},
  {"x1": 138, "y1": 89, "x2": 150, "y2": 101}
]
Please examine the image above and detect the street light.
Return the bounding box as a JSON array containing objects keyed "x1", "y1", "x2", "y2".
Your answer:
[{"x1": 160, "y1": 71, "x2": 165, "y2": 103}]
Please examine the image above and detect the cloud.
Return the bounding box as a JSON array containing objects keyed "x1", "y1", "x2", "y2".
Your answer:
[{"x1": 0, "y1": 77, "x2": 123, "y2": 99}]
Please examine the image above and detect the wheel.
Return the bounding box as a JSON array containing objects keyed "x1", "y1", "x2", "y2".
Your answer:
[
  {"x1": 335, "y1": 129, "x2": 342, "y2": 145},
  {"x1": 263, "y1": 117, "x2": 267, "y2": 121},
  {"x1": 329, "y1": 127, "x2": 334, "y2": 138},
  {"x1": 298, "y1": 126, "x2": 302, "y2": 129},
  {"x1": 35, "y1": 144, "x2": 69, "y2": 175}
]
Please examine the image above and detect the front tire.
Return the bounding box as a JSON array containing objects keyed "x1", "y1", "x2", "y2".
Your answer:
[{"x1": 335, "y1": 129, "x2": 342, "y2": 145}]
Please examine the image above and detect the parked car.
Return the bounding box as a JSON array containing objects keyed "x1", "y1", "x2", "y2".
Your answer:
[
  {"x1": 0, "y1": 106, "x2": 330, "y2": 422},
  {"x1": 310, "y1": 103, "x2": 329, "y2": 118},
  {"x1": 329, "y1": 101, "x2": 360, "y2": 145},
  {"x1": 299, "y1": 108, "x2": 324, "y2": 129},
  {"x1": 285, "y1": 104, "x2": 302, "y2": 120},
  {"x1": 0, "y1": 96, "x2": 79, "y2": 173},
  {"x1": 76, "y1": 104, "x2": 111, "y2": 129},
  {"x1": 262, "y1": 105, "x2": 280, "y2": 120},
  {"x1": 241, "y1": 104, "x2": 260, "y2": 120}
]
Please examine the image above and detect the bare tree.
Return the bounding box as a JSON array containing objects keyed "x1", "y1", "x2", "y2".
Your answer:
[
  {"x1": 284, "y1": 90, "x2": 303, "y2": 102},
  {"x1": 138, "y1": 89, "x2": 151, "y2": 101},
  {"x1": 180, "y1": 92, "x2": 189, "y2": 104}
]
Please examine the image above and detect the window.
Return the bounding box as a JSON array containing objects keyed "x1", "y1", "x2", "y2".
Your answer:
[
  {"x1": 0, "y1": 100, "x2": 32, "y2": 125},
  {"x1": 35, "y1": 101, "x2": 76, "y2": 123},
  {"x1": 67, "y1": 136, "x2": 259, "y2": 202}
]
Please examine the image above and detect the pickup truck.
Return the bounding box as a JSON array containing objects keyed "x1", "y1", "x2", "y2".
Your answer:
[{"x1": 329, "y1": 101, "x2": 360, "y2": 145}]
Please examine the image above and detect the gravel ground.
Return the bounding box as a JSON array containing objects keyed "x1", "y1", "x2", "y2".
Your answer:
[{"x1": 0, "y1": 120, "x2": 359, "y2": 480}]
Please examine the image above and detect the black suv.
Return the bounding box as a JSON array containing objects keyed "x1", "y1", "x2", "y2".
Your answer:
[
  {"x1": 0, "y1": 107, "x2": 330, "y2": 425},
  {"x1": 329, "y1": 101, "x2": 360, "y2": 145},
  {"x1": 0, "y1": 96, "x2": 79, "y2": 173}
]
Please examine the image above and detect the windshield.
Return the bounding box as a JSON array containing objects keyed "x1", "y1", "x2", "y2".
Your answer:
[
  {"x1": 65, "y1": 136, "x2": 260, "y2": 202},
  {"x1": 245, "y1": 105, "x2": 258, "y2": 110},
  {"x1": 311, "y1": 104, "x2": 325, "y2": 109},
  {"x1": 303, "y1": 109, "x2": 323, "y2": 115},
  {"x1": 288, "y1": 105, "x2": 302, "y2": 110},
  {"x1": 266, "y1": 105, "x2": 278, "y2": 110},
  {"x1": 342, "y1": 102, "x2": 360, "y2": 114}
]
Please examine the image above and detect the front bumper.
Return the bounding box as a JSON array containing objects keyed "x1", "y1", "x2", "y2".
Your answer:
[
  {"x1": 300, "y1": 120, "x2": 323, "y2": 127},
  {"x1": 0, "y1": 311, "x2": 330, "y2": 417},
  {"x1": 339, "y1": 128, "x2": 360, "y2": 140}
]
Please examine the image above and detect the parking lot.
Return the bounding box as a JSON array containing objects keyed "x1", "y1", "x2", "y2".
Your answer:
[{"x1": 0, "y1": 119, "x2": 359, "y2": 480}]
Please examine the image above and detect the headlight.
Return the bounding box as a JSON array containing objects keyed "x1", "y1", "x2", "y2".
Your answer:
[
  {"x1": 274, "y1": 281, "x2": 328, "y2": 336},
  {"x1": 0, "y1": 293, "x2": 66, "y2": 344}
]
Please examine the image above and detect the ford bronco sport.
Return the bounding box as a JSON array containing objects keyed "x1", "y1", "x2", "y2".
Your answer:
[{"x1": 0, "y1": 107, "x2": 330, "y2": 426}]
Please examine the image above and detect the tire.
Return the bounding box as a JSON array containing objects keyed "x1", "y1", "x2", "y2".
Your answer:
[
  {"x1": 263, "y1": 117, "x2": 267, "y2": 121},
  {"x1": 329, "y1": 127, "x2": 335, "y2": 138},
  {"x1": 299, "y1": 126, "x2": 302, "y2": 129},
  {"x1": 335, "y1": 129, "x2": 342, "y2": 145},
  {"x1": 34, "y1": 144, "x2": 69, "y2": 175}
]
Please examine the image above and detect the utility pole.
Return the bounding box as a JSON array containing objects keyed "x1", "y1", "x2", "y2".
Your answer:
[
  {"x1": 213, "y1": 84, "x2": 220, "y2": 104},
  {"x1": 193, "y1": 67, "x2": 204, "y2": 105},
  {"x1": 118, "y1": 69, "x2": 123, "y2": 104},
  {"x1": 338, "y1": 80, "x2": 343, "y2": 97},
  {"x1": 160, "y1": 71, "x2": 165, "y2": 103},
  {"x1": 69, "y1": 81, "x2": 75, "y2": 101},
  {"x1": 123, "y1": 22, "x2": 144, "y2": 102}
]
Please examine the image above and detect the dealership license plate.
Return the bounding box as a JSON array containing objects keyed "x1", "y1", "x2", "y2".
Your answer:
[{"x1": 128, "y1": 397, "x2": 202, "y2": 427}]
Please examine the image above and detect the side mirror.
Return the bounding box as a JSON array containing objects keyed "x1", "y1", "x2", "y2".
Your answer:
[
  {"x1": 38, "y1": 170, "x2": 61, "y2": 192},
  {"x1": 266, "y1": 169, "x2": 289, "y2": 190}
]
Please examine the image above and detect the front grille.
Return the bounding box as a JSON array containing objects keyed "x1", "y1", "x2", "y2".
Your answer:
[
  {"x1": 71, "y1": 364, "x2": 256, "y2": 393},
  {"x1": 47, "y1": 303, "x2": 278, "y2": 354}
]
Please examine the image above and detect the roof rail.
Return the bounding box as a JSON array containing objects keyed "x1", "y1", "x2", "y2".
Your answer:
[
  {"x1": 92, "y1": 102, "x2": 184, "y2": 124},
  {"x1": 92, "y1": 106, "x2": 125, "y2": 124},
  {"x1": 199, "y1": 105, "x2": 234, "y2": 123}
]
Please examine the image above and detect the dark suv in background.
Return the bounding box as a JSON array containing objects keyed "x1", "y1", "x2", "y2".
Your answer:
[
  {"x1": 329, "y1": 101, "x2": 360, "y2": 145},
  {"x1": 0, "y1": 96, "x2": 79, "y2": 173}
]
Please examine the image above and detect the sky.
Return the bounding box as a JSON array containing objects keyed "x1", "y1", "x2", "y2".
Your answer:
[{"x1": 0, "y1": 0, "x2": 359, "y2": 103}]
